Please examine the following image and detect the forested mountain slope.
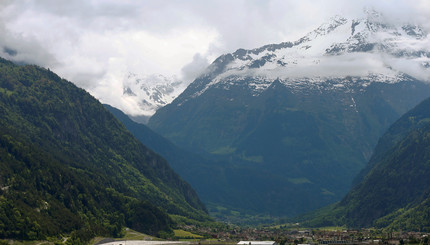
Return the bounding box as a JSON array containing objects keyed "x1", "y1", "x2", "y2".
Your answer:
[
  {"x1": 0, "y1": 58, "x2": 210, "y2": 242},
  {"x1": 305, "y1": 97, "x2": 430, "y2": 230}
]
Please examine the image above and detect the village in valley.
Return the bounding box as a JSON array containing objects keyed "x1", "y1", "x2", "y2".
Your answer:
[
  {"x1": 97, "y1": 226, "x2": 430, "y2": 245},
  {"x1": 175, "y1": 225, "x2": 430, "y2": 245}
]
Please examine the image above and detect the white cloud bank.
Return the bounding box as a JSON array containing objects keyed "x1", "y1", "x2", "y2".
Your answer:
[{"x1": 0, "y1": 0, "x2": 429, "y2": 115}]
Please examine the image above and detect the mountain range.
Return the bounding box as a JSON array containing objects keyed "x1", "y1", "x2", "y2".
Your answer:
[
  {"x1": 148, "y1": 11, "x2": 430, "y2": 217},
  {"x1": 2, "y1": 7, "x2": 430, "y2": 242}
]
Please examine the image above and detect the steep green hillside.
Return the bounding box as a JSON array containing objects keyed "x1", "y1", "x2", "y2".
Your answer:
[
  {"x1": 304, "y1": 97, "x2": 430, "y2": 231},
  {"x1": 104, "y1": 105, "x2": 223, "y2": 201},
  {"x1": 0, "y1": 58, "x2": 210, "y2": 241},
  {"x1": 105, "y1": 105, "x2": 247, "y2": 222},
  {"x1": 339, "y1": 97, "x2": 430, "y2": 229}
]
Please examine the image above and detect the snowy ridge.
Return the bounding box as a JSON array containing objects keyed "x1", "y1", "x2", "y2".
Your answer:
[
  {"x1": 189, "y1": 10, "x2": 430, "y2": 99},
  {"x1": 122, "y1": 73, "x2": 186, "y2": 116},
  {"x1": 192, "y1": 73, "x2": 411, "y2": 98}
]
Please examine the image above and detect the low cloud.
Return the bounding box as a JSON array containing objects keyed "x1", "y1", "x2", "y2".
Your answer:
[
  {"x1": 0, "y1": 0, "x2": 429, "y2": 115},
  {"x1": 181, "y1": 53, "x2": 210, "y2": 83},
  {"x1": 217, "y1": 52, "x2": 393, "y2": 81},
  {"x1": 0, "y1": 23, "x2": 57, "y2": 67}
]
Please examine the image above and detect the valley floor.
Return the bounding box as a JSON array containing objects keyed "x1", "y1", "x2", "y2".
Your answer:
[{"x1": 98, "y1": 241, "x2": 191, "y2": 245}]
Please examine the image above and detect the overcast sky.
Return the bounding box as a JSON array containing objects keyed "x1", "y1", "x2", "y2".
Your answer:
[{"x1": 1, "y1": 0, "x2": 429, "y2": 108}]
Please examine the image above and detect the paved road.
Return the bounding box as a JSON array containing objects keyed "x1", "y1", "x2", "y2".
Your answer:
[{"x1": 99, "y1": 241, "x2": 191, "y2": 245}]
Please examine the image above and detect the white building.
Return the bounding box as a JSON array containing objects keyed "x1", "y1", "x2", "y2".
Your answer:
[{"x1": 238, "y1": 241, "x2": 277, "y2": 245}]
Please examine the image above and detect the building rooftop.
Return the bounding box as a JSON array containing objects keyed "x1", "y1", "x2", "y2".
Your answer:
[{"x1": 237, "y1": 241, "x2": 277, "y2": 245}]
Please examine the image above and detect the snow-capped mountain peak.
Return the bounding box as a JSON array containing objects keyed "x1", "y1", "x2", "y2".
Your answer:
[
  {"x1": 121, "y1": 73, "x2": 186, "y2": 118},
  {"x1": 183, "y1": 11, "x2": 429, "y2": 101}
]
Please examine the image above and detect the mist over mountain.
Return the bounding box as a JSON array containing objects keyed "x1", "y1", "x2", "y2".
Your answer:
[
  {"x1": 174, "y1": 10, "x2": 429, "y2": 101},
  {"x1": 148, "y1": 11, "x2": 430, "y2": 218},
  {"x1": 120, "y1": 73, "x2": 187, "y2": 123}
]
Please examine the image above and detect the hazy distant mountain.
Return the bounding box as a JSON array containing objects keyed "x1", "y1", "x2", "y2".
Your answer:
[
  {"x1": 148, "y1": 11, "x2": 430, "y2": 217},
  {"x1": 104, "y1": 104, "x2": 229, "y2": 204},
  {"x1": 121, "y1": 73, "x2": 187, "y2": 123}
]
